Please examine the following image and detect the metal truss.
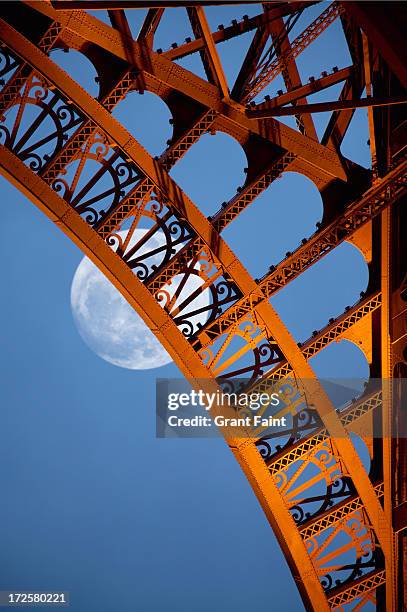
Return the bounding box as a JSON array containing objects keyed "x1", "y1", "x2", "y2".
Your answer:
[{"x1": 0, "y1": 1, "x2": 405, "y2": 610}]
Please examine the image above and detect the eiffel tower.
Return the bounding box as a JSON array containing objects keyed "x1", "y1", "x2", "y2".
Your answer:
[{"x1": 0, "y1": 2, "x2": 405, "y2": 609}]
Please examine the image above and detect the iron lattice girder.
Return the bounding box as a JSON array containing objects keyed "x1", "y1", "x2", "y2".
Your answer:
[
  {"x1": 251, "y1": 65, "x2": 353, "y2": 112},
  {"x1": 145, "y1": 151, "x2": 296, "y2": 293},
  {"x1": 263, "y1": 14, "x2": 318, "y2": 139},
  {"x1": 96, "y1": 108, "x2": 219, "y2": 236},
  {"x1": 1, "y1": 1, "x2": 385, "y2": 464},
  {"x1": 194, "y1": 157, "x2": 407, "y2": 349},
  {"x1": 264, "y1": 390, "x2": 383, "y2": 475},
  {"x1": 28, "y1": 0, "x2": 349, "y2": 184},
  {"x1": 300, "y1": 292, "x2": 381, "y2": 360},
  {"x1": 328, "y1": 570, "x2": 386, "y2": 608},
  {"x1": 247, "y1": 95, "x2": 407, "y2": 118},
  {"x1": 40, "y1": 69, "x2": 138, "y2": 185},
  {"x1": 162, "y1": 5, "x2": 312, "y2": 62},
  {"x1": 249, "y1": 291, "x2": 382, "y2": 389},
  {"x1": 0, "y1": 21, "x2": 62, "y2": 115},
  {"x1": 242, "y1": 1, "x2": 343, "y2": 102},
  {"x1": 299, "y1": 482, "x2": 384, "y2": 541}
]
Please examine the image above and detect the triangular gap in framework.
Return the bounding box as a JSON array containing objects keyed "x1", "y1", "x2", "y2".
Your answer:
[
  {"x1": 154, "y1": 8, "x2": 207, "y2": 81},
  {"x1": 122, "y1": 9, "x2": 149, "y2": 38},
  {"x1": 304, "y1": 81, "x2": 345, "y2": 142},
  {"x1": 340, "y1": 89, "x2": 371, "y2": 169},
  {"x1": 215, "y1": 29, "x2": 257, "y2": 93}
]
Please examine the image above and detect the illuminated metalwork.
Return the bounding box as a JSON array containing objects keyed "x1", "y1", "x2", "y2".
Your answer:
[{"x1": 0, "y1": 1, "x2": 405, "y2": 610}]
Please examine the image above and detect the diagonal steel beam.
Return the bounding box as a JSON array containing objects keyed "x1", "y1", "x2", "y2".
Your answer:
[
  {"x1": 321, "y1": 11, "x2": 364, "y2": 150},
  {"x1": 231, "y1": 15, "x2": 270, "y2": 102},
  {"x1": 188, "y1": 6, "x2": 229, "y2": 99},
  {"x1": 253, "y1": 66, "x2": 353, "y2": 111},
  {"x1": 137, "y1": 8, "x2": 164, "y2": 44},
  {"x1": 266, "y1": 14, "x2": 318, "y2": 139},
  {"x1": 164, "y1": 3, "x2": 316, "y2": 62},
  {"x1": 243, "y1": 2, "x2": 342, "y2": 102},
  {"x1": 108, "y1": 8, "x2": 132, "y2": 38},
  {"x1": 248, "y1": 95, "x2": 407, "y2": 118}
]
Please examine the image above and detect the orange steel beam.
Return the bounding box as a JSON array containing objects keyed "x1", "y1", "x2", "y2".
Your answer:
[
  {"x1": 231, "y1": 12, "x2": 270, "y2": 101},
  {"x1": 266, "y1": 15, "x2": 318, "y2": 139},
  {"x1": 252, "y1": 67, "x2": 353, "y2": 111},
  {"x1": 108, "y1": 8, "x2": 133, "y2": 43},
  {"x1": 250, "y1": 293, "x2": 381, "y2": 389},
  {"x1": 137, "y1": 8, "x2": 164, "y2": 43},
  {"x1": 243, "y1": 2, "x2": 342, "y2": 102},
  {"x1": 0, "y1": 17, "x2": 390, "y2": 566},
  {"x1": 248, "y1": 95, "x2": 407, "y2": 118},
  {"x1": 322, "y1": 12, "x2": 364, "y2": 150},
  {"x1": 190, "y1": 6, "x2": 230, "y2": 99},
  {"x1": 163, "y1": 5, "x2": 314, "y2": 62}
]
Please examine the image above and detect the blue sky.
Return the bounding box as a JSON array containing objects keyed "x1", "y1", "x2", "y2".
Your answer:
[{"x1": 0, "y1": 4, "x2": 372, "y2": 611}]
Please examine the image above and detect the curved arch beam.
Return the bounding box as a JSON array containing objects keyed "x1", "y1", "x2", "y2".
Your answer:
[
  {"x1": 0, "y1": 142, "x2": 330, "y2": 612},
  {"x1": 0, "y1": 11, "x2": 391, "y2": 602},
  {"x1": 0, "y1": 17, "x2": 387, "y2": 542}
]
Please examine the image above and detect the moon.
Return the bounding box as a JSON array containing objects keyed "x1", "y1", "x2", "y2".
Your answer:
[{"x1": 71, "y1": 227, "x2": 209, "y2": 370}]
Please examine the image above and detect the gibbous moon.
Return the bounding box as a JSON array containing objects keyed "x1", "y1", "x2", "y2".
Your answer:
[{"x1": 71, "y1": 227, "x2": 208, "y2": 370}]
